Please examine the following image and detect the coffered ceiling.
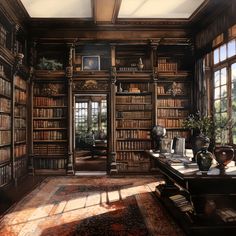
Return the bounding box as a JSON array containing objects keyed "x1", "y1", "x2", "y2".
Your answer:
[{"x1": 19, "y1": 0, "x2": 207, "y2": 22}]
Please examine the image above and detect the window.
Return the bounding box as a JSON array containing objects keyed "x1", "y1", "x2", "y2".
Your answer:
[
  {"x1": 212, "y1": 54, "x2": 236, "y2": 145},
  {"x1": 231, "y1": 63, "x2": 236, "y2": 143}
]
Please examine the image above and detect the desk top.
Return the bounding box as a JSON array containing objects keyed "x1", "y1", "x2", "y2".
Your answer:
[{"x1": 147, "y1": 150, "x2": 236, "y2": 179}]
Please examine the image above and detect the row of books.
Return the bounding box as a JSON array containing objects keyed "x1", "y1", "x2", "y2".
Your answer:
[
  {"x1": 116, "y1": 130, "x2": 151, "y2": 139},
  {"x1": 158, "y1": 118, "x2": 184, "y2": 128},
  {"x1": 169, "y1": 194, "x2": 194, "y2": 212},
  {"x1": 116, "y1": 151, "x2": 148, "y2": 162},
  {"x1": 33, "y1": 84, "x2": 66, "y2": 96},
  {"x1": 116, "y1": 95, "x2": 151, "y2": 104},
  {"x1": 33, "y1": 131, "x2": 66, "y2": 140},
  {"x1": 15, "y1": 118, "x2": 26, "y2": 128},
  {"x1": 116, "y1": 104, "x2": 152, "y2": 111},
  {"x1": 14, "y1": 130, "x2": 26, "y2": 142},
  {"x1": 34, "y1": 158, "x2": 66, "y2": 169},
  {"x1": 15, "y1": 76, "x2": 27, "y2": 90},
  {"x1": 157, "y1": 108, "x2": 189, "y2": 117},
  {"x1": 15, "y1": 106, "x2": 26, "y2": 117},
  {"x1": 116, "y1": 111, "x2": 152, "y2": 119},
  {"x1": 14, "y1": 157, "x2": 27, "y2": 178},
  {"x1": 117, "y1": 162, "x2": 150, "y2": 172},
  {"x1": 0, "y1": 97, "x2": 11, "y2": 113},
  {"x1": 0, "y1": 77, "x2": 11, "y2": 97},
  {"x1": 15, "y1": 90, "x2": 26, "y2": 103},
  {"x1": 0, "y1": 24, "x2": 7, "y2": 48},
  {"x1": 0, "y1": 164, "x2": 11, "y2": 187},
  {"x1": 158, "y1": 63, "x2": 178, "y2": 72},
  {"x1": 157, "y1": 99, "x2": 189, "y2": 107},
  {"x1": 0, "y1": 130, "x2": 11, "y2": 145},
  {"x1": 116, "y1": 119, "x2": 152, "y2": 128},
  {"x1": 33, "y1": 108, "x2": 66, "y2": 118},
  {"x1": 0, "y1": 147, "x2": 10, "y2": 164},
  {"x1": 157, "y1": 84, "x2": 188, "y2": 96},
  {"x1": 33, "y1": 97, "x2": 66, "y2": 106},
  {"x1": 117, "y1": 140, "x2": 151, "y2": 150},
  {"x1": 15, "y1": 144, "x2": 26, "y2": 158},
  {"x1": 33, "y1": 144, "x2": 67, "y2": 155},
  {"x1": 0, "y1": 114, "x2": 11, "y2": 129},
  {"x1": 119, "y1": 83, "x2": 150, "y2": 93},
  {"x1": 33, "y1": 120, "x2": 66, "y2": 128}
]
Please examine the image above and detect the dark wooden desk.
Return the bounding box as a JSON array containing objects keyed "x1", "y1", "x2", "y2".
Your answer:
[{"x1": 146, "y1": 150, "x2": 236, "y2": 236}]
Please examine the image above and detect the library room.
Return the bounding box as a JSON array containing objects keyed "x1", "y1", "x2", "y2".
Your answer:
[{"x1": 0, "y1": 0, "x2": 236, "y2": 235}]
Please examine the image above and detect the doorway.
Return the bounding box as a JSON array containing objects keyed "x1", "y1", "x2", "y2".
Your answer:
[{"x1": 74, "y1": 94, "x2": 108, "y2": 172}]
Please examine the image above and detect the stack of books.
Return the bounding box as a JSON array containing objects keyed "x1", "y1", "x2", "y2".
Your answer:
[
  {"x1": 169, "y1": 194, "x2": 194, "y2": 212},
  {"x1": 216, "y1": 208, "x2": 236, "y2": 222}
]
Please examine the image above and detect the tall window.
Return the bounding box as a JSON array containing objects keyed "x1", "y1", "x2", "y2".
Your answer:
[{"x1": 213, "y1": 38, "x2": 236, "y2": 144}]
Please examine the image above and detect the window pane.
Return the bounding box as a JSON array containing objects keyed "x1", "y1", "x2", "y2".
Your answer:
[
  {"x1": 220, "y1": 68, "x2": 227, "y2": 85},
  {"x1": 214, "y1": 87, "x2": 220, "y2": 99},
  {"x1": 220, "y1": 44, "x2": 227, "y2": 61},
  {"x1": 214, "y1": 100, "x2": 221, "y2": 113},
  {"x1": 232, "y1": 63, "x2": 236, "y2": 82},
  {"x1": 228, "y1": 39, "x2": 236, "y2": 57},
  {"x1": 214, "y1": 70, "x2": 220, "y2": 87},
  {"x1": 221, "y1": 85, "x2": 227, "y2": 97},
  {"x1": 233, "y1": 126, "x2": 236, "y2": 144},
  {"x1": 232, "y1": 97, "x2": 236, "y2": 112},
  {"x1": 221, "y1": 97, "x2": 227, "y2": 112},
  {"x1": 214, "y1": 48, "x2": 219, "y2": 64}
]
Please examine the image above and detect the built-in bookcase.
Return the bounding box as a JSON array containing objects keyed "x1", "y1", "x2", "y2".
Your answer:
[
  {"x1": 32, "y1": 71, "x2": 68, "y2": 174},
  {"x1": 0, "y1": 63, "x2": 12, "y2": 186},
  {"x1": 156, "y1": 73, "x2": 192, "y2": 143},
  {"x1": 14, "y1": 75, "x2": 27, "y2": 178},
  {"x1": 115, "y1": 79, "x2": 152, "y2": 172}
]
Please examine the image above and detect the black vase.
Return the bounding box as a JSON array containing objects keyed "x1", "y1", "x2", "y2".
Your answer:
[
  {"x1": 192, "y1": 134, "x2": 210, "y2": 161},
  {"x1": 196, "y1": 149, "x2": 213, "y2": 172}
]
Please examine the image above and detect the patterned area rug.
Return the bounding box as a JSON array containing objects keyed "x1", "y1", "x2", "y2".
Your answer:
[{"x1": 0, "y1": 176, "x2": 184, "y2": 236}]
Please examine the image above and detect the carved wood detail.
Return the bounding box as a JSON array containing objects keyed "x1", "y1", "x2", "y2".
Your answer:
[{"x1": 73, "y1": 80, "x2": 109, "y2": 91}]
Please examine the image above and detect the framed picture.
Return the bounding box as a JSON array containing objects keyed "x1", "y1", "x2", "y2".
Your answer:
[{"x1": 82, "y1": 56, "x2": 100, "y2": 71}]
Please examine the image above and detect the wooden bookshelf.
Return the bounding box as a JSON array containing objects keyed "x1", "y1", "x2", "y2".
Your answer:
[
  {"x1": 32, "y1": 71, "x2": 68, "y2": 174},
  {"x1": 156, "y1": 75, "x2": 192, "y2": 143},
  {"x1": 14, "y1": 75, "x2": 27, "y2": 179},
  {"x1": 0, "y1": 65, "x2": 12, "y2": 187},
  {"x1": 115, "y1": 81, "x2": 152, "y2": 173}
]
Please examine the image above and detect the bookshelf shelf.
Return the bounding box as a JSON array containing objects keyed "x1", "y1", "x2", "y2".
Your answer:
[
  {"x1": 32, "y1": 73, "x2": 68, "y2": 174},
  {"x1": 115, "y1": 78, "x2": 152, "y2": 173}
]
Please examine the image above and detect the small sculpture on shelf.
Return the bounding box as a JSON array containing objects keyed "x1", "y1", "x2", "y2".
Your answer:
[{"x1": 137, "y1": 58, "x2": 144, "y2": 71}]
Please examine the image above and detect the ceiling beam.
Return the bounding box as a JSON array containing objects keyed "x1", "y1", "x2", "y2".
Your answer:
[
  {"x1": 112, "y1": 0, "x2": 122, "y2": 24},
  {"x1": 94, "y1": 0, "x2": 121, "y2": 23}
]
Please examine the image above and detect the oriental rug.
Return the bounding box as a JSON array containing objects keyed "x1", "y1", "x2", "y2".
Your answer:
[{"x1": 0, "y1": 176, "x2": 184, "y2": 236}]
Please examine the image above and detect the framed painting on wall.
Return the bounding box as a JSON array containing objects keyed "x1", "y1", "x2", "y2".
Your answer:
[{"x1": 82, "y1": 56, "x2": 100, "y2": 71}]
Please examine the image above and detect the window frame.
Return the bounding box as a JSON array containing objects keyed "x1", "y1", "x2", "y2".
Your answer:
[{"x1": 211, "y1": 43, "x2": 236, "y2": 146}]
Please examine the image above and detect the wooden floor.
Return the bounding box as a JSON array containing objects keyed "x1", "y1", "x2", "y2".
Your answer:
[{"x1": 75, "y1": 150, "x2": 107, "y2": 171}]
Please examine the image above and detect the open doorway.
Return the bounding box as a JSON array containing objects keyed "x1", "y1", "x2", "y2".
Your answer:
[{"x1": 74, "y1": 94, "x2": 107, "y2": 172}]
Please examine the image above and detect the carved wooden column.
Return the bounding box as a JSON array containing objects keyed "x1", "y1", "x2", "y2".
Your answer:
[
  {"x1": 28, "y1": 67, "x2": 34, "y2": 175},
  {"x1": 109, "y1": 65, "x2": 118, "y2": 174},
  {"x1": 66, "y1": 45, "x2": 74, "y2": 175},
  {"x1": 150, "y1": 41, "x2": 159, "y2": 126}
]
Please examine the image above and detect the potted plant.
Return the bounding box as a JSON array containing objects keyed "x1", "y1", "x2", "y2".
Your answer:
[{"x1": 183, "y1": 112, "x2": 214, "y2": 163}]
